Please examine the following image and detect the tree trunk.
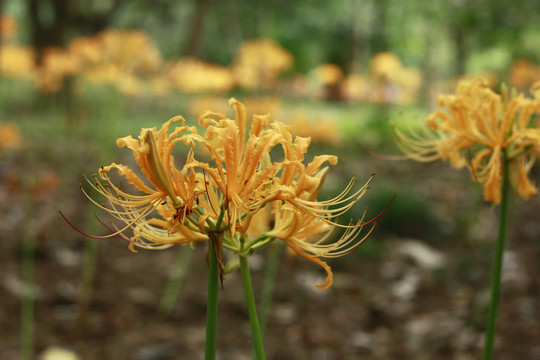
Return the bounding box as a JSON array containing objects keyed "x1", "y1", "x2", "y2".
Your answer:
[
  {"x1": 451, "y1": 25, "x2": 467, "y2": 77},
  {"x1": 184, "y1": 0, "x2": 212, "y2": 57},
  {"x1": 370, "y1": 0, "x2": 388, "y2": 54},
  {"x1": 28, "y1": 0, "x2": 70, "y2": 64}
]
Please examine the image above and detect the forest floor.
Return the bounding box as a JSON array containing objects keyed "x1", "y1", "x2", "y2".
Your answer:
[{"x1": 1, "y1": 143, "x2": 539, "y2": 360}]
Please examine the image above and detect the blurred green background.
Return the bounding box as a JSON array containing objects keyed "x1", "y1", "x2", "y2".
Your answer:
[{"x1": 1, "y1": 1, "x2": 539, "y2": 359}]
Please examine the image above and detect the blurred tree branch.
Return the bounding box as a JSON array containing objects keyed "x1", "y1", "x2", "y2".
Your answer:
[
  {"x1": 183, "y1": 0, "x2": 212, "y2": 57},
  {"x1": 27, "y1": 0, "x2": 125, "y2": 63}
]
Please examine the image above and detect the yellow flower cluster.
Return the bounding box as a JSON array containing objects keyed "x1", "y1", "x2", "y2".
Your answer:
[
  {"x1": 395, "y1": 79, "x2": 540, "y2": 203},
  {"x1": 312, "y1": 64, "x2": 344, "y2": 86},
  {"x1": 35, "y1": 47, "x2": 82, "y2": 93},
  {"x1": 298, "y1": 53, "x2": 423, "y2": 105},
  {"x1": 0, "y1": 17, "x2": 294, "y2": 97},
  {"x1": 80, "y1": 99, "x2": 376, "y2": 289},
  {"x1": 0, "y1": 45, "x2": 35, "y2": 79},
  {"x1": 0, "y1": 18, "x2": 426, "y2": 105},
  {"x1": 287, "y1": 111, "x2": 342, "y2": 145},
  {"x1": 167, "y1": 58, "x2": 234, "y2": 93},
  {"x1": 232, "y1": 39, "x2": 293, "y2": 90},
  {"x1": 0, "y1": 28, "x2": 163, "y2": 94},
  {"x1": 367, "y1": 52, "x2": 423, "y2": 105},
  {"x1": 64, "y1": 30, "x2": 162, "y2": 94}
]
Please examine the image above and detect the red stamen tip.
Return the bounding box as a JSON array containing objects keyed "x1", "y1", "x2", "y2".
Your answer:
[{"x1": 58, "y1": 210, "x2": 133, "y2": 243}]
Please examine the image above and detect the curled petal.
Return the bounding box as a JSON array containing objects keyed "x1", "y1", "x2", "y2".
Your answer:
[{"x1": 287, "y1": 242, "x2": 334, "y2": 290}]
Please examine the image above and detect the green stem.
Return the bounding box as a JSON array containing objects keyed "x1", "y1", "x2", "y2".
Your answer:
[
  {"x1": 240, "y1": 255, "x2": 266, "y2": 360},
  {"x1": 205, "y1": 209, "x2": 225, "y2": 360},
  {"x1": 482, "y1": 157, "x2": 510, "y2": 360},
  {"x1": 205, "y1": 239, "x2": 219, "y2": 360},
  {"x1": 21, "y1": 199, "x2": 35, "y2": 360},
  {"x1": 158, "y1": 245, "x2": 194, "y2": 316},
  {"x1": 259, "y1": 242, "x2": 282, "y2": 336}
]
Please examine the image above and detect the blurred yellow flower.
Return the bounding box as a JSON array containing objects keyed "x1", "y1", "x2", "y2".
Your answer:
[
  {"x1": 370, "y1": 52, "x2": 402, "y2": 79},
  {"x1": 391, "y1": 67, "x2": 423, "y2": 105},
  {"x1": 369, "y1": 52, "x2": 423, "y2": 105},
  {"x1": 243, "y1": 96, "x2": 282, "y2": 119},
  {"x1": 35, "y1": 47, "x2": 82, "y2": 93},
  {"x1": 167, "y1": 57, "x2": 234, "y2": 93},
  {"x1": 0, "y1": 122, "x2": 22, "y2": 150},
  {"x1": 114, "y1": 73, "x2": 144, "y2": 96},
  {"x1": 509, "y1": 59, "x2": 540, "y2": 91},
  {"x1": 306, "y1": 64, "x2": 345, "y2": 100},
  {"x1": 189, "y1": 95, "x2": 232, "y2": 118},
  {"x1": 68, "y1": 36, "x2": 104, "y2": 66},
  {"x1": 148, "y1": 74, "x2": 173, "y2": 96},
  {"x1": 0, "y1": 45, "x2": 35, "y2": 79},
  {"x1": 0, "y1": 15, "x2": 17, "y2": 38},
  {"x1": 83, "y1": 63, "x2": 121, "y2": 84},
  {"x1": 232, "y1": 39, "x2": 293, "y2": 90},
  {"x1": 395, "y1": 79, "x2": 540, "y2": 203},
  {"x1": 64, "y1": 29, "x2": 164, "y2": 95},
  {"x1": 288, "y1": 111, "x2": 341, "y2": 145},
  {"x1": 342, "y1": 74, "x2": 369, "y2": 102},
  {"x1": 312, "y1": 64, "x2": 344, "y2": 86},
  {"x1": 99, "y1": 29, "x2": 162, "y2": 73}
]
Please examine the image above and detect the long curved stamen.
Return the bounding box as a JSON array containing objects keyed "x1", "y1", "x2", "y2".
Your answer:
[
  {"x1": 360, "y1": 194, "x2": 396, "y2": 226},
  {"x1": 59, "y1": 211, "x2": 133, "y2": 242},
  {"x1": 94, "y1": 215, "x2": 133, "y2": 242}
]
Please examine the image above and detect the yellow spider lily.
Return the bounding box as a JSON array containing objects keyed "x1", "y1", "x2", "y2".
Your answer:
[
  {"x1": 76, "y1": 116, "x2": 218, "y2": 249},
  {"x1": 265, "y1": 167, "x2": 379, "y2": 289},
  {"x1": 66, "y1": 98, "x2": 383, "y2": 289},
  {"x1": 187, "y1": 98, "x2": 290, "y2": 235},
  {"x1": 395, "y1": 79, "x2": 540, "y2": 203}
]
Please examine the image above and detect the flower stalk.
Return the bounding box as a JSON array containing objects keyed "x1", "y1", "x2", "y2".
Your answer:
[
  {"x1": 205, "y1": 208, "x2": 225, "y2": 360},
  {"x1": 205, "y1": 237, "x2": 220, "y2": 360},
  {"x1": 240, "y1": 254, "x2": 266, "y2": 360},
  {"x1": 482, "y1": 153, "x2": 510, "y2": 360}
]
